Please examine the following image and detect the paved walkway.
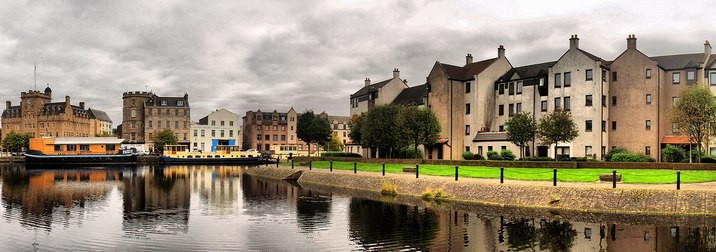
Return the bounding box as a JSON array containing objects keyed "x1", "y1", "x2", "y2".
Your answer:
[{"x1": 276, "y1": 164, "x2": 716, "y2": 191}]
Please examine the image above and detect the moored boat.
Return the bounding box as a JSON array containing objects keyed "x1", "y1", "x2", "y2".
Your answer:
[
  {"x1": 26, "y1": 137, "x2": 137, "y2": 165},
  {"x1": 160, "y1": 145, "x2": 263, "y2": 165}
]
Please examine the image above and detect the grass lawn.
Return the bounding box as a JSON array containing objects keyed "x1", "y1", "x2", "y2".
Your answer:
[{"x1": 281, "y1": 161, "x2": 716, "y2": 184}]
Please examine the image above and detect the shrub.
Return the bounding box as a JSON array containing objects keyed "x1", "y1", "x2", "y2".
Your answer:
[
  {"x1": 604, "y1": 147, "x2": 628, "y2": 162},
  {"x1": 486, "y1": 150, "x2": 502, "y2": 160},
  {"x1": 321, "y1": 152, "x2": 362, "y2": 157},
  {"x1": 462, "y1": 151, "x2": 474, "y2": 160},
  {"x1": 611, "y1": 152, "x2": 655, "y2": 162},
  {"x1": 380, "y1": 182, "x2": 398, "y2": 196},
  {"x1": 702, "y1": 155, "x2": 716, "y2": 163},
  {"x1": 690, "y1": 148, "x2": 707, "y2": 163},
  {"x1": 520, "y1": 156, "x2": 554, "y2": 161},
  {"x1": 396, "y1": 147, "x2": 423, "y2": 159},
  {"x1": 421, "y1": 188, "x2": 450, "y2": 201},
  {"x1": 473, "y1": 154, "x2": 486, "y2": 160},
  {"x1": 500, "y1": 149, "x2": 516, "y2": 161},
  {"x1": 661, "y1": 144, "x2": 686, "y2": 163}
]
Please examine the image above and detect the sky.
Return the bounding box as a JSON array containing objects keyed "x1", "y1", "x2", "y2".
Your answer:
[{"x1": 0, "y1": 0, "x2": 713, "y2": 127}]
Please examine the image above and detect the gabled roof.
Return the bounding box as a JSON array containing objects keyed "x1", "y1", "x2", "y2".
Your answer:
[
  {"x1": 392, "y1": 84, "x2": 427, "y2": 105},
  {"x1": 650, "y1": 53, "x2": 706, "y2": 70},
  {"x1": 497, "y1": 61, "x2": 555, "y2": 82},
  {"x1": 351, "y1": 78, "x2": 392, "y2": 97},
  {"x1": 706, "y1": 54, "x2": 716, "y2": 69},
  {"x1": 88, "y1": 108, "x2": 112, "y2": 123},
  {"x1": 439, "y1": 58, "x2": 497, "y2": 81}
]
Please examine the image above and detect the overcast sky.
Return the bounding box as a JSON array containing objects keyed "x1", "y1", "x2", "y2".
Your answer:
[{"x1": 0, "y1": 0, "x2": 712, "y2": 126}]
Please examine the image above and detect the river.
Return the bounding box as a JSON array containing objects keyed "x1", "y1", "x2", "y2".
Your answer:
[{"x1": 0, "y1": 164, "x2": 713, "y2": 251}]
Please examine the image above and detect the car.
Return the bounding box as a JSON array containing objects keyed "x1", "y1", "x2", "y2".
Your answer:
[{"x1": 245, "y1": 149, "x2": 258, "y2": 153}]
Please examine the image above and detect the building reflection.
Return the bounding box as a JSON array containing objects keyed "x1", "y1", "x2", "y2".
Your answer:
[
  {"x1": 190, "y1": 165, "x2": 241, "y2": 214},
  {"x1": 0, "y1": 167, "x2": 121, "y2": 231}
]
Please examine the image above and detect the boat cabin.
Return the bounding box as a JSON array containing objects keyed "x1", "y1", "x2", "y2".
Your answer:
[
  {"x1": 29, "y1": 137, "x2": 125, "y2": 155},
  {"x1": 163, "y1": 145, "x2": 260, "y2": 158}
]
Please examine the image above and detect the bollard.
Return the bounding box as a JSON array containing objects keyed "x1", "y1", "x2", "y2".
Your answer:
[
  {"x1": 291, "y1": 159, "x2": 294, "y2": 169},
  {"x1": 354, "y1": 162, "x2": 357, "y2": 174},
  {"x1": 277, "y1": 157, "x2": 280, "y2": 168},
  {"x1": 612, "y1": 169, "x2": 617, "y2": 189},
  {"x1": 309, "y1": 160, "x2": 312, "y2": 170},
  {"x1": 455, "y1": 165, "x2": 459, "y2": 181},
  {"x1": 416, "y1": 164, "x2": 419, "y2": 179},
  {"x1": 330, "y1": 161, "x2": 333, "y2": 172},
  {"x1": 677, "y1": 171, "x2": 681, "y2": 190},
  {"x1": 500, "y1": 167, "x2": 504, "y2": 184},
  {"x1": 553, "y1": 168, "x2": 557, "y2": 186},
  {"x1": 382, "y1": 163, "x2": 385, "y2": 176}
]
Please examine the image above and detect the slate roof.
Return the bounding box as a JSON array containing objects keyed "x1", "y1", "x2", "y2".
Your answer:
[
  {"x1": 497, "y1": 61, "x2": 555, "y2": 82},
  {"x1": 392, "y1": 84, "x2": 427, "y2": 105},
  {"x1": 39, "y1": 102, "x2": 67, "y2": 116},
  {"x1": 351, "y1": 78, "x2": 392, "y2": 97},
  {"x1": 707, "y1": 54, "x2": 716, "y2": 69},
  {"x1": 472, "y1": 132, "x2": 509, "y2": 142},
  {"x1": 1, "y1": 106, "x2": 21, "y2": 118},
  {"x1": 440, "y1": 58, "x2": 497, "y2": 81},
  {"x1": 146, "y1": 95, "x2": 189, "y2": 107},
  {"x1": 88, "y1": 108, "x2": 112, "y2": 123},
  {"x1": 327, "y1": 115, "x2": 350, "y2": 124},
  {"x1": 651, "y1": 53, "x2": 707, "y2": 70}
]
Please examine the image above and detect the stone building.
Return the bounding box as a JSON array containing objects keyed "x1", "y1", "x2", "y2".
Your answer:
[
  {"x1": 120, "y1": 91, "x2": 191, "y2": 151},
  {"x1": 2, "y1": 86, "x2": 112, "y2": 140},
  {"x1": 190, "y1": 108, "x2": 241, "y2": 152}
]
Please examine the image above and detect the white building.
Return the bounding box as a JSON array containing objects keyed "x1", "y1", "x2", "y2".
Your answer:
[{"x1": 190, "y1": 109, "x2": 241, "y2": 152}]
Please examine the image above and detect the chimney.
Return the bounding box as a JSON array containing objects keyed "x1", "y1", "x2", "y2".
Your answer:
[
  {"x1": 79, "y1": 102, "x2": 85, "y2": 109},
  {"x1": 466, "y1": 53, "x2": 473, "y2": 65},
  {"x1": 65, "y1": 96, "x2": 70, "y2": 106},
  {"x1": 627, "y1": 34, "x2": 637, "y2": 50},
  {"x1": 5, "y1": 101, "x2": 10, "y2": 109},
  {"x1": 569, "y1": 34, "x2": 580, "y2": 50},
  {"x1": 393, "y1": 68, "x2": 400, "y2": 79},
  {"x1": 498, "y1": 45, "x2": 505, "y2": 58},
  {"x1": 364, "y1": 78, "x2": 371, "y2": 87},
  {"x1": 705, "y1": 40, "x2": 712, "y2": 57}
]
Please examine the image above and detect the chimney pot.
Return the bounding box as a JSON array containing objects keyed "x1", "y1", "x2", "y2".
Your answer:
[
  {"x1": 498, "y1": 45, "x2": 505, "y2": 58},
  {"x1": 466, "y1": 53, "x2": 473, "y2": 65},
  {"x1": 393, "y1": 68, "x2": 400, "y2": 79},
  {"x1": 627, "y1": 34, "x2": 637, "y2": 50},
  {"x1": 365, "y1": 77, "x2": 371, "y2": 87},
  {"x1": 569, "y1": 34, "x2": 580, "y2": 50}
]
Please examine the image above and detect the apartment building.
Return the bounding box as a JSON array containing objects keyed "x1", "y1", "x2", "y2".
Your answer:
[
  {"x1": 190, "y1": 109, "x2": 241, "y2": 152},
  {"x1": 350, "y1": 69, "x2": 409, "y2": 116},
  {"x1": 120, "y1": 91, "x2": 191, "y2": 151}
]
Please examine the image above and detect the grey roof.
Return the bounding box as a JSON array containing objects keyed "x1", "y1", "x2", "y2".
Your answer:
[
  {"x1": 351, "y1": 78, "x2": 392, "y2": 97},
  {"x1": 497, "y1": 61, "x2": 555, "y2": 82},
  {"x1": 439, "y1": 58, "x2": 497, "y2": 81},
  {"x1": 392, "y1": 84, "x2": 427, "y2": 105},
  {"x1": 707, "y1": 54, "x2": 716, "y2": 69},
  {"x1": 651, "y1": 53, "x2": 706, "y2": 70},
  {"x1": 1, "y1": 106, "x2": 21, "y2": 118},
  {"x1": 146, "y1": 94, "x2": 189, "y2": 107},
  {"x1": 472, "y1": 132, "x2": 509, "y2": 142},
  {"x1": 327, "y1": 115, "x2": 350, "y2": 123},
  {"x1": 88, "y1": 108, "x2": 112, "y2": 123}
]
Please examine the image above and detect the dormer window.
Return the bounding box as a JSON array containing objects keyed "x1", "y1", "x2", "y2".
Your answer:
[
  {"x1": 177, "y1": 100, "x2": 184, "y2": 106},
  {"x1": 161, "y1": 100, "x2": 167, "y2": 106}
]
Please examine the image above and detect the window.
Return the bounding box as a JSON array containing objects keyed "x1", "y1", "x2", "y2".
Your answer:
[
  {"x1": 273, "y1": 135, "x2": 278, "y2": 141},
  {"x1": 499, "y1": 83, "x2": 504, "y2": 95},
  {"x1": 488, "y1": 146, "x2": 493, "y2": 151},
  {"x1": 149, "y1": 120, "x2": 153, "y2": 128},
  {"x1": 541, "y1": 101, "x2": 548, "y2": 112},
  {"x1": 672, "y1": 97, "x2": 679, "y2": 106},
  {"x1": 131, "y1": 109, "x2": 136, "y2": 118},
  {"x1": 273, "y1": 126, "x2": 278, "y2": 131},
  {"x1": 230, "y1": 121, "x2": 234, "y2": 126},
  {"x1": 193, "y1": 130, "x2": 197, "y2": 137},
  {"x1": 478, "y1": 146, "x2": 483, "y2": 155},
  {"x1": 711, "y1": 72, "x2": 716, "y2": 85},
  {"x1": 183, "y1": 133, "x2": 187, "y2": 141},
  {"x1": 673, "y1": 123, "x2": 680, "y2": 134},
  {"x1": 264, "y1": 134, "x2": 269, "y2": 140},
  {"x1": 230, "y1": 130, "x2": 234, "y2": 137},
  {"x1": 158, "y1": 121, "x2": 162, "y2": 128},
  {"x1": 646, "y1": 69, "x2": 652, "y2": 79},
  {"x1": 602, "y1": 121, "x2": 606, "y2": 132},
  {"x1": 131, "y1": 121, "x2": 136, "y2": 129},
  {"x1": 281, "y1": 135, "x2": 286, "y2": 141},
  {"x1": 586, "y1": 120, "x2": 592, "y2": 132},
  {"x1": 586, "y1": 69, "x2": 593, "y2": 81},
  {"x1": 687, "y1": 70, "x2": 695, "y2": 81},
  {"x1": 281, "y1": 125, "x2": 286, "y2": 131},
  {"x1": 465, "y1": 125, "x2": 470, "y2": 135},
  {"x1": 178, "y1": 100, "x2": 184, "y2": 106},
  {"x1": 645, "y1": 146, "x2": 651, "y2": 156},
  {"x1": 585, "y1": 227, "x2": 592, "y2": 239},
  {"x1": 612, "y1": 72, "x2": 618, "y2": 81},
  {"x1": 465, "y1": 103, "x2": 470, "y2": 114},
  {"x1": 539, "y1": 78, "x2": 545, "y2": 87},
  {"x1": 564, "y1": 72, "x2": 571, "y2": 87},
  {"x1": 611, "y1": 96, "x2": 617, "y2": 106},
  {"x1": 509, "y1": 104, "x2": 514, "y2": 116},
  {"x1": 516, "y1": 103, "x2": 522, "y2": 113},
  {"x1": 673, "y1": 72, "x2": 680, "y2": 83},
  {"x1": 517, "y1": 81, "x2": 523, "y2": 94},
  {"x1": 201, "y1": 130, "x2": 205, "y2": 137},
  {"x1": 211, "y1": 130, "x2": 216, "y2": 137},
  {"x1": 499, "y1": 105, "x2": 504, "y2": 116},
  {"x1": 67, "y1": 144, "x2": 77, "y2": 151},
  {"x1": 646, "y1": 120, "x2": 651, "y2": 130},
  {"x1": 602, "y1": 95, "x2": 607, "y2": 107},
  {"x1": 212, "y1": 120, "x2": 216, "y2": 126},
  {"x1": 585, "y1": 95, "x2": 593, "y2": 106},
  {"x1": 509, "y1": 82, "x2": 515, "y2": 95},
  {"x1": 612, "y1": 121, "x2": 617, "y2": 131},
  {"x1": 465, "y1": 146, "x2": 470, "y2": 152},
  {"x1": 555, "y1": 97, "x2": 561, "y2": 111},
  {"x1": 221, "y1": 121, "x2": 225, "y2": 126},
  {"x1": 465, "y1": 82, "x2": 471, "y2": 93},
  {"x1": 585, "y1": 146, "x2": 593, "y2": 156},
  {"x1": 646, "y1": 94, "x2": 652, "y2": 104},
  {"x1": 175, "y1": 121, "x2": 179, "y2": 129},
  {"x1": 602, "y1": 70, "x2": 607, "y2": 81},
  {"x1": 220, "y1": 130, "x2": 225, "y2": 137},
  {"x1": 80, "y1": 145, "x2": 89, "y2": 152},
  {"x1": 161, "y1": 100, "x2": 167, "y2": 106},
  {"x1": 555, "y1": 73, "x2": 562, "y2": 88},
  {"x1": 564, "y1": 96, "x2": 571, "y2": 111}
]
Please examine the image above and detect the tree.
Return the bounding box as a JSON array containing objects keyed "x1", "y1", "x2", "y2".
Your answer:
[
  {"x1": 398, "y1": 106, "x2": 441, "y2": 159},
  {"x1": 154, "y1": 129, "x2": 178, "y2": 153},
  {"x1": 297, "y1": 110, "x2": 332, "y2": 158},
  {"x1": 348, "y1": 114, "x2": 364, "y2": 144},
  {"x1": 506, "y1": 112, "x2": 536, "y2": 159},
  {"x1": 2, "y1": 131, "x2": 32, "y2": 153},
  {"x1": 669, "y1": 85, "x2": 716, "y2": 163},
  {"x1": 322, "y1": 133, "x2": 344, "y2": 151},
  {"x1": 537, "y1": 110, "x2": 579, "y2": 160},
  {"x1": 361, "y1": 104, "x2": 403, "y2": 158}
]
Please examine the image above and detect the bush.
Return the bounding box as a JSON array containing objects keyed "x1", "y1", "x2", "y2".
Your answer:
[
  {"x1": 380, "y1": 182, "x2": 398, "y2": 196},
  {"x1": 702, "y1": 155, "x2": 716, "y2": 163},
  {"x1": 473, "y1": 154, "x2": 486, "y2": 160},
  {"x1": 661, "y1": 144, "x2": 686, "y2": 163},
  {"x1": 421, "y1": 188, "x2": 450, "y2": 201},
  {"x1": 486, "y1": 150, "x2": 502, "y2": 160},
  {"x1": 500, "y1": 149, "x2": 516, "y2": 161},
  {"x1": 604, "y1": 147, "x2": 628, "y2": 162},
  {"x1": 396, "y1": 147, "x2": 423, "y2": 159},
  {"x1": 520, "y1": 156, "x2": 554, "y2": 161},
  {"x1": 611, "y1": 152, "x2": 655, "y2": 162},
  {"x1": 462, "y1": 151, "x2": 474, "y2": 160},
  {"x1": 690, "y1": 148, "x2": 707, "y2": 163},
  {"x1": 321, "y1": 152, "x2": 362, "y2": 158}
]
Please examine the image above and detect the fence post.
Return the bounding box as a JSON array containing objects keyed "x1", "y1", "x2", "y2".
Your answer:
[
  {"x1": 416, "y1": 164, "x2": 419, "y2": 179},
  {"x1": 277, "y1": 157, "x2": 280, "y2": 168},
  {"x1": 500, "y1": 167, "x2": 504, "y2": 184},
  {"x1": 382, "y1": 163, "x2": 385, "y2": 176},
  {"x1": 612, "y1": 169, "x2": 617, "y2": 189},
  {"x1": 455, "y1": 165, "x2": 459, "y2": 181},
  {"x1": 553, "y1": 168, "x2": 557, "y2": 186},
  {"x1": 330, "y1": 161, "x2": 333, "y2": 172},
  {"x1": 309, "y1": 160, "x2": 312, "y2": 170},
  {"x1": 291, "y1": 159, "x2": 294, "y2": 169},
  {"x1": 354, "y1": 162, "x2": 357, "y2": 174},
  {"x1": 677, "y1": 171, "x2": 681, "y2": 190}
]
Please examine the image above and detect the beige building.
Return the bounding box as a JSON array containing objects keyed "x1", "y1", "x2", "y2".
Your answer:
[
  {"x1": 350, "y1": 69, "x2": 409, "y2": 116},
  {"x1": 120, "y1": 91, "x2": 191, "y2": 150}
]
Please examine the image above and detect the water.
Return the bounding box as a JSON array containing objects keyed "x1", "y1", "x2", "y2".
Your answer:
[{"x1": 1, "y1": 164, "x2": 715, "y2": 251}]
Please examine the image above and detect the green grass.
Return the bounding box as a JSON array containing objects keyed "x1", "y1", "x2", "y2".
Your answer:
[{"x1": 281, "y1": 161, "x2": 716, "y2": 184}]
